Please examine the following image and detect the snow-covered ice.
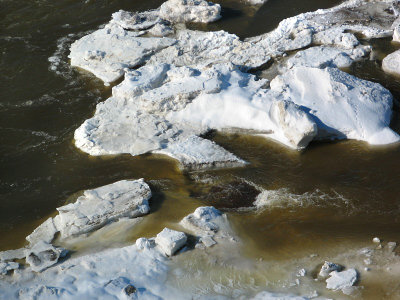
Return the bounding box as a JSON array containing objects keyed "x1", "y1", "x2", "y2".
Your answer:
[
  {"x1": 26, "y1": 217, "x2": 59, "y2": 245},
  {"x1": 0, "y1": 240, "x2": 179, "y2": 299},
  {"x1": 270, "y1": 66, "x2": 400, "y2": 145},
  {"x1": 0, "y1": 248, "x2": 26, "y2": 262},
  {"x1": 147, "y1": 29, "x2": 272, "y2": 69},
  {"x1": 69, "y1": 25, "x2": 176, "y2": 84}
]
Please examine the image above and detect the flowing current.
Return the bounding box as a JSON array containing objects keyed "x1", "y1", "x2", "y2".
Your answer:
[{"x1": 1, "y1": 0, "x2": 400, "y2": 298}]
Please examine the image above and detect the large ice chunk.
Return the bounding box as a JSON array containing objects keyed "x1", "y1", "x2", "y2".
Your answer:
[
  {"x1": 24, "y1": 179, "x2": 151, "y2": 244},
  {"x1": 55, "y1": 179, "x2": 151, "y2": 238},
  {"x1": 270, "y1": 66, "x2": 400, "y2": 145},
  {"x1": 326, "y1": 269, "x2": 358, "y2": 291},
  {"x1": 155, "y1": 228, "x2": 187, "y2": 256}
]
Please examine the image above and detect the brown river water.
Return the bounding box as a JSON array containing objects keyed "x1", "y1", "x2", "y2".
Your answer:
[{"x1": 1, "y1": 0, "x2": 400, "y2": 298}]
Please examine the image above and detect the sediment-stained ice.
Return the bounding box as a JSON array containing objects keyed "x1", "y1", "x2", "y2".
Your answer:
[{"x1": 319, "y1": 261, "x2": 343, "y2": 278}]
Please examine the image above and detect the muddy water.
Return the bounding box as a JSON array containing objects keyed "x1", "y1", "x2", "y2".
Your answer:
[{"x1": 1, "y1": 0, "x2": 400, "y2": 298}]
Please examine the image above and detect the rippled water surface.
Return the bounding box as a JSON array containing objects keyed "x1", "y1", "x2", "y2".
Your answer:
[{"x1": 1, "y1": 0, "x2": 400, "y2": 297}]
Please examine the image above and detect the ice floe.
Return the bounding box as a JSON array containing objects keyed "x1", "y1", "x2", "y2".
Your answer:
[
  {"x1": 75, "y1": 62, "x2": 399, "y2": 167},
  {"x1": 70, "y1": 0, "x2": 400, "y2": 165}
]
